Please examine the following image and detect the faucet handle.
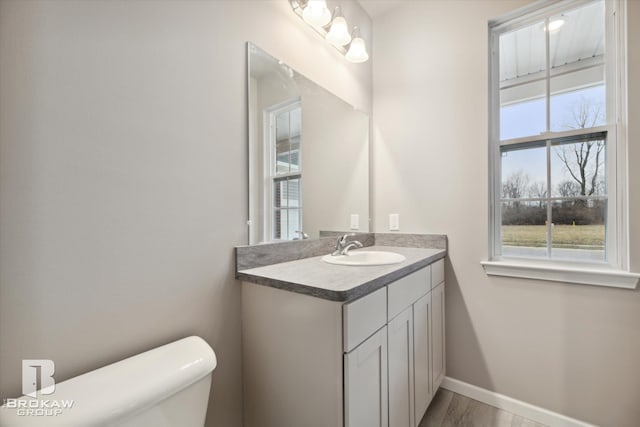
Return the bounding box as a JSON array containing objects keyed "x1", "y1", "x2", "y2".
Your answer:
[
  {"x1": 333, "y1": 233, "x2": 352, "y2": 255},
  {"x1": 336, "y1": 233, "x2": 356, "y2": 248},
  {"x1": 333, "y1": 233, "x2": 361, "y2": 256},
  {"x1": 338, "y1": 233, "x2": 351, "y2": 245},
  {"x1": 295, "y1": 230, "x2": 309, "y2": 240}
]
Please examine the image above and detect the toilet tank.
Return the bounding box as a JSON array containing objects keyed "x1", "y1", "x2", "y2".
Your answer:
[{"x1": 0, "y1": 336, "x2": 217, "y2": 427}]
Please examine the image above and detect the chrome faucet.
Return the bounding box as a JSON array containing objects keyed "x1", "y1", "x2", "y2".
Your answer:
[{"x1": 332, "y1": 233, "x2": 363, "y2": 256}]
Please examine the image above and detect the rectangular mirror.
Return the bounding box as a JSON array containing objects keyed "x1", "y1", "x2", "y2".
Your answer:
[{"x1": 247, "y1": 43, "x2": 369, "y2": 244}]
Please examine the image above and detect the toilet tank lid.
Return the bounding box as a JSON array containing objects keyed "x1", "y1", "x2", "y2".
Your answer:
[{"x1": 0, "y1": 336, "x2": 217, "y2": 427}]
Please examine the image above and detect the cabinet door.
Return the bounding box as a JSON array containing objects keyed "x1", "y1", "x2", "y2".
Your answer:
[
  {"x1": 388, "y1": 307, "x2": 415, "y2": 427},
  {"x1": 432, "y1": 283, "x2": 446, "y2": 389},
  {"x1": 413, "y1": 293, "x2": 432, "y2": 424},
  {"x1": 345, "y1": 326, "x2": 389, "y2": 427}
]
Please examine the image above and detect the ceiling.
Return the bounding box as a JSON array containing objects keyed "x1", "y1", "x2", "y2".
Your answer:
[
  {"x1": 357, "y1": 1, "x2": 605, "y2": 85},
  {"x1": 499, "y1": 1, "x2": 605, "y2": 82},
  {"x1": 357, "y1": 0, "x2": 403, "y2": 18}
]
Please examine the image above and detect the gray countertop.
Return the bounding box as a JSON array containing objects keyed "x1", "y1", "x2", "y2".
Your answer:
[{"x1": 237, "y1": 245, "x2": 446, "y2": 302}]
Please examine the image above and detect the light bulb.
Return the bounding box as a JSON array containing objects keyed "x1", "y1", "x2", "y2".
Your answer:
[
  {"x1": 345, "y1": 27, "x2": 368, "y2": 63},
  {"x1": 542, "y1": 17, "x2": 565, "y2": 32},
  {"x1": 326, "y1": 7, "x2": 351, "y2": 47},
  {"x1": 547, "y1": 18, "x2": 565, "y2": 31},
  {"x1": 302, "y1": 0, "x2": 331, "y2": 28}
]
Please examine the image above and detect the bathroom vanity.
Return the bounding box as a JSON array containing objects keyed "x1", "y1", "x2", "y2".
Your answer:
[
  {"x1": 237, "y1": 235, "x2": 446, "y2": 427},
  {"x1": 243, "y1": 42, "x2": 446, "y2": 427}
]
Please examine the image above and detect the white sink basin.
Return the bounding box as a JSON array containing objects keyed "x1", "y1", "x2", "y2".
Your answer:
[{"x1": 322, "y1": 251, "x2": 406, "y2": 266}]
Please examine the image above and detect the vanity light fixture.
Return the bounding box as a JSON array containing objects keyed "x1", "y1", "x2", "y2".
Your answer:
[
  {"x1": 302, "y1": 0, "x2": 331, "y2": 27},
  {"x1": 289, "y1": 0, "x2": 369, "y2": 63},
  {"x1": 326, "y1": 6, "x2": 351, "y2": 47},
  {"x1": 345, "y1": 26, "x2": 369, "y2": 63}
]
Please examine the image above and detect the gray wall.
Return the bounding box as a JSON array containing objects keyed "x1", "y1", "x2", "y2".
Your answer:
[
  {"x1": 0, "y1": 1, "x2": 372, "y2": 426},
  {"x1": 372, "y1": 1, "x2": 640, "y2": 426},
  {"x1": 302, "y1": 86, "x2": 369, "y2": 238}
]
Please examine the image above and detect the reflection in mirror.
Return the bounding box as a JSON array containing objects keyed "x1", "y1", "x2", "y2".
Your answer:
[{"x1": 247, "y1": 43, "x2": 369, "y2": 244}]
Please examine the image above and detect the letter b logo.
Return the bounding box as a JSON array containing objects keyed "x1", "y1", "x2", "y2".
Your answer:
[{"x1": 22, "y1": 360, "x2": 55, "y2": 398}]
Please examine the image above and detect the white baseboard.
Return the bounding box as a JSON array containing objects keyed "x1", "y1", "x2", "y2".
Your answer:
[{"x1": 440, "y1": 377, "x2": 597, "y2": 427}]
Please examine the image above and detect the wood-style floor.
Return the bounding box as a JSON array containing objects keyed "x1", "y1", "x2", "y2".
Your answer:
[{"x1": 419, "y1": 389, "x2": 548, "y2": 427}]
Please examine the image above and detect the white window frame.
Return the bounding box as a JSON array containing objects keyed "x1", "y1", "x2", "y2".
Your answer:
[
  {"x1": 483, "y1": 0, "x2": 639, "y2": 288},
  {"x1": 263, "y1": 98, "x2": 303, "y2": 242}
]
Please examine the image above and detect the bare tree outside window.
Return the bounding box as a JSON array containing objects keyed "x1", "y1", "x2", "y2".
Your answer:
[
  {"x1": 528, "y1": 181, "x2": 546, "y2": 207},
  {"x1": 557, "y1": 180, "x2": 582, "y2": 197},
  {"x1": 502, "y1": 170, "x2": 530, "y2": 200},
  {"x1": 501, "y1": 96, "x2": 607, "y2": 259},
  {"x1": 554, "y1": 97, "x2": 606, "y2": 198}
]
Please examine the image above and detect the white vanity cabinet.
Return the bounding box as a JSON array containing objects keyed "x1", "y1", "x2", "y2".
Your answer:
[
  {"x1": 412, "y1": 292, "x2": 433, "y2": 424},
  {"x1": 431, "y1": 281, "x2": 446, "y2": 390},
  {"x1": 388, "y1": 306, "x2": 415, "y2": 427},
  {"x1": 345, "y1": 326, "x2": 388, "y2": 427},
  {"x1": 343, "y1": 287, "x2": 389, "y2": 427},
  {"x1": 241, "y1": 258, "x2": 445, "y2": 427},
  {"x1": 386, "y1": 261, "x2": 445, "y2": 427}
]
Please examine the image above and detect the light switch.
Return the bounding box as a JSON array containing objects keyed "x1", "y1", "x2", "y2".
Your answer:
[
  {"x1": 389, "y1": 214, "x2": 400, "y2": 231},
  {"x1": 350, "y1": 214, "x2": 359, "y2": 230}
]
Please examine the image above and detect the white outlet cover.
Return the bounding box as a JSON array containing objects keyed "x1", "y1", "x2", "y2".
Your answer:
[
  {"x1": 389, "y1": 213, "x2": 400, "y2": 231},
  {"x1": 350, "y1": 214, "x2": 359, "y2": 230}
]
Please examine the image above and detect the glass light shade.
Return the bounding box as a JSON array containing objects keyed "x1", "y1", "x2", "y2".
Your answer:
[
  {"x1": 326, "y1": 16, "x2": 351, "y2": 47},
  {"x1": 302, "y1": 0, "x2": 331, "y2": 27},
  {"x1": 345, "y1": 28, "x2": 368, "y2": 63}
]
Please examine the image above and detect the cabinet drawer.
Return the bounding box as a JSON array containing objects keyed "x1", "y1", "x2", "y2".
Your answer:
[
  {"x1": 431, "y1": 259, "x2": 445, "y2": 288},
  {"x1": 343, "y1": 287, "x2": 387, "y2": 353},
  {"x1": 387, "y1": 267, "x2": 430, "y2": 321}
]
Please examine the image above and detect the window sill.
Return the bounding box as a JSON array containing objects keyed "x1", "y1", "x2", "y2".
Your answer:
[{"x1": 481, "y1": 259, "x2": 640, "y2": 289}]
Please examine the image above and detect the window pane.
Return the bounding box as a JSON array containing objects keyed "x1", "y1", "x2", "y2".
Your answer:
[
  {"x1": 550, "y1": 137, "x2": 606, "y2": 197},
  {"x1": 549, "y1": 1, "x2": 605, "y2": 71},
  {"x1": 501, "y1": 143, "x2": 546, "y2": 199},
  {"x1": 289, "y1": 137, "x2": 300, "y2": 172},
  {"x1": 549, "y1": 0, "x2": 606, "y2": 131},
  {"x1": 287, "y1": 177, "x2": 301, "y2": 208},
  {"x1": 276, "y1": 110, "x2": 290, "y2": 141},
  {"x1": 275, "y1": 106, "x2": 302, "y2": 174},
  {"x1": 273, "y1": 177, "x2": 301, "y2": 240},
  {"x1": 277, "y1": 208, "x2": 287, "y2": 239},
  {"x1": 275, "y1": 138, "x2": 301, "y2": 174},
  {"x1": 551, "y1": 79, "x2": 605, "y2": 132},
  {"x1": 551, "y1": 199, "x2": 606, "y2": 262},
  {"x1": 273, "y1": 179, "x2": 285, "y2": 239},
  {"x1": 500, "y1": 81, "x2": 546, "y2": 140},
  {"x1": 289, "y1": 107, "x2": 301, "y2": 172},
  {"x1": 273, "y1": 208, "x2": 283, "y2": 239},
  {"x1": 275, "y1": 178, "x2": 301, "y2": 208},
  {"x1": 499, "y1": 19, "x2": 546, "y2": 140},
  {"x1": 275, "y1": 142, "x2": 289, "y2": 174},
  {"x1": 274, "y1": 179, "x2": 285, "y2": 209},
  {"x1": 287, "y1": 208, "x2": 301, "y2": 239},
  {"x1": 289, "y1": 107, "x2": 301, "y2": 138},
  {"x1": 501, "y1": 201, "x2": 548, "y2": 258},
  {"x1": 499, "y1": 21, "x2": 546, "y2": 83}
]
